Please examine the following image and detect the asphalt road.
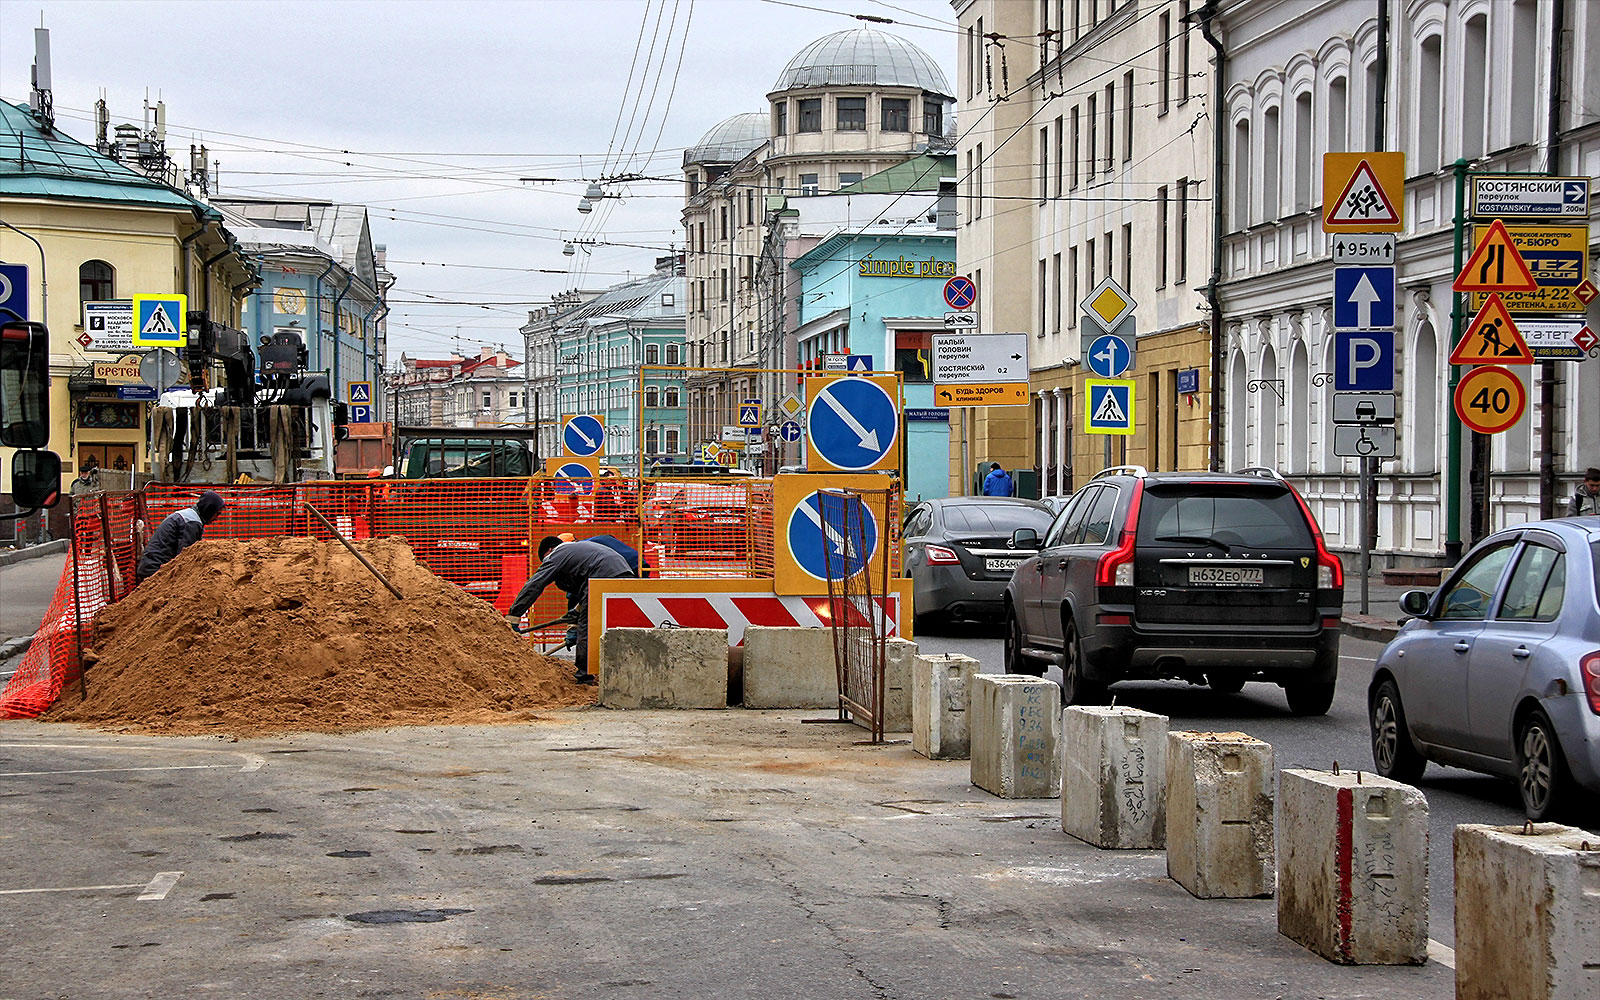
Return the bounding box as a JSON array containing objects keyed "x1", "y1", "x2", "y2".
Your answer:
[{"x1": 911, "y1": 622, "x2": 1599, "y2": 950}]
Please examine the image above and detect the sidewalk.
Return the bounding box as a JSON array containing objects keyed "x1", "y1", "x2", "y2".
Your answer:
[{"x1": 1341, "y1": 565, "x2": 1440, "y2": 643}]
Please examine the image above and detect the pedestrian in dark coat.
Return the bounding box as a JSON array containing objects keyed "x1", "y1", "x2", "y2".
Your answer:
[
  {"x1": 136, "y1": 491, "x2": 226, "y2": 581},
  {"x1": 508, "y1": 536, "x2": 635, "y2": 684}
]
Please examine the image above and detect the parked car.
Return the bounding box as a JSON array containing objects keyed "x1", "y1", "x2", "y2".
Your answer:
[
  {"x1": 902, "y1": 497, "x2": 1054, "y2": 629},
  {"x1": 1004, "y1": 466, "x2": 1344, "y2": 712},
  {"x1": 1368, "y1": 517, "x2": 1600, "y2": 821}
]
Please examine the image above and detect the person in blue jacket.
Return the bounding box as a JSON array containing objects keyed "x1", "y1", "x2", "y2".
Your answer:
[{"x1": 982, "y1": 463, "x2": 1015, "y2": 497}]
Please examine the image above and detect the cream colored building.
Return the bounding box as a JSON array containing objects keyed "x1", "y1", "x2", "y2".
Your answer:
[{"x1": 951, "y1": 0, "x2": 1217, "y2": 496}]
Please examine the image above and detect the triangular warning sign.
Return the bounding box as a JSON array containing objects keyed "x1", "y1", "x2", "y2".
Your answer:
[
  {"x1": 141, "y1": 304, "x2": 177, "y2": 336},
  {"x1": 1452, "y1": 219, "x2": 1538, "y2": 293},
  {"x1": 1326, "y1": 160, "x2": 1401, "y2": 227},
  {"x1": 1092, "y1": 388, "x2": 1127, "y2": 424},
  {"x1": 1450, "y1": 294, "x2": 1535, "y2": 365}
]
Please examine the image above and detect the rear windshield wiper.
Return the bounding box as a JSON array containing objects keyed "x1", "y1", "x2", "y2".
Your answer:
[{"x1": 1152, "y1": 533, "x2": 1229, "y2": 549}]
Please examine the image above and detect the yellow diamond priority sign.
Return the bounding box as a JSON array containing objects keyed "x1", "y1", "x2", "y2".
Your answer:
[{"x1": 1081, "y1": 277, "x2": 1137, "y2": 334}]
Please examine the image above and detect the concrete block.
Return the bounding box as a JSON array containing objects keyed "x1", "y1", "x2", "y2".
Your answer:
[
  {"x1": 912, "y1": 653, "x2": 979, "y2": 760},
  {"x1": 1277, "y1": 770, "x2": 1428, "y2": 965},
  {"x1": 1455, "y1": 823, "x2": 1600, "y2": 1000},
  {"x1": 1165, "y1": 731, "x2": 1274, "y2": 899},
  {"x1": 882, "y1": 637, "x2": 916, "y2": 733},
  {"x1": 598, "y1": 627, "x2": 728, "y2": 710},
  {"x1": 1061, "y1": 706, "x2": 1168, "y2": 850},
  {"x1": 969, "y1": 675, "x2": 1060, "y2": 798},
  {"x1": 742, "y1": 626, "x2": 837, "y2": 709}
]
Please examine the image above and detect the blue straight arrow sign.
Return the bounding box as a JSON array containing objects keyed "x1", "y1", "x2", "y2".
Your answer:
[{"x1": 1333, "y1": 266, "x2": 1396, "y2": 331}]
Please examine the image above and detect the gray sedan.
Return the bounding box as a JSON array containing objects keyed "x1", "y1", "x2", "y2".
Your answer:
[
  {"x1": 902, "y1": 498, "x2": 1053, "y2": 630},
  {"x1": 1368, "y1": 517, "x2": 1600, "y2": 821}
]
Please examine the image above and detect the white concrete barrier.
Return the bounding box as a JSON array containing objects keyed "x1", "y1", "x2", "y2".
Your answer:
[
  {"x1": 599, "y1": 627, "x2": 728, "y2": 709},
  {"x1": 970, "y1": 675, "x2": 1060, "y2": 798},
  {"x1": 882, "y1": 637, "x2": 916, "y2": 733},
  {"x1": 742, "y1": 626, "x2": 836, "y2": 709},
  {"x1": 1455, "y1": 823, "x2": 1600, "y2": 1000},
  {"x1": 912, "y1": 653, "x2": 978, "y2": 760},
  {"x1": 1277, "y1": 769, "x2": 1428, "y2": 964},
  {"x1": 1061, "y1": 706, "x2": 1167, "y2": 849},
  {"x1": 1166, "y1": 731, "x2": 1274, "y2": 899}
]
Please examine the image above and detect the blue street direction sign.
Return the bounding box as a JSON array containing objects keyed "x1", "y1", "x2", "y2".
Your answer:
[
  {"x1": 1333, "y1": 266, "x2": 1396, "y2": 330},
  {"x1": 554, "y1": 461, "x2": 595, "y2": 494},
  {"x1": 1177, "y1": 368, "x2": 1200, "y2": 395},
  {"x1": 348, "y1": 381, "x2": 373, "y2": 404},
  {"x1": 1086, "y1": 333, "x2": 1133, "y2": 378},
  {"x1": 779, "y1": 420, "x2": 803, "y2": 443},
  {"x1": 943, "y1": 275, "x2": 977, "y2": 310},
  {"x1": 349, "y1": 404, "x2": 374, "y2": 423},
  {"x1": 787, "y1": 490, "x2": 878, "y2": 581},
  {"x1": 1084, "y1": 379, "x2": 1136, "y2": 435},
  {"x1": 845, "y1": 354, "x2": 874, "y2": 373},
  {"x1": 807, "y1": 377, "x2": 898, "y2": 471},
  {"x1": 739, "y1": 398, "x2": 763, "y2": 427},
  {"x1": 562, "y1": 414, "x2": 604, "y2": 457},
  {"x1": 131, "y1": 294, "x2": 187, "y2": 347},
  {"x1": 0, "y1": 263, "x2": 29, "y2": 320},
  {"x1": 1334, "y1": 331, "x2": 1396, "y2": 391},
  {"x1": 117, "y1": 385, "x2": 157, "y2": 402}
]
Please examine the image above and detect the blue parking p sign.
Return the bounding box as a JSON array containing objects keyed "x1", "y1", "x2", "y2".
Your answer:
[
  {"x1": 1334, "y1": 331, "x2": 1395, "y2": 391},
  {"x1": 0, "y1": 263, "x2": 29, "y2": 320}
]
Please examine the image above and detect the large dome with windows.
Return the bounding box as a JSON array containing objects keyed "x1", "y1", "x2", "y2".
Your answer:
[
  {"x1": 772, "y1": 28, "x2": 952, "y2": 97},
  {"x1": 683, "y1": 113, "x2": 768, "y2": 165}
]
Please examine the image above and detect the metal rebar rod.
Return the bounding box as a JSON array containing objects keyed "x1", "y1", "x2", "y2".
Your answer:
[{"x1": 303, "y1": 503, "x2": 404, "y2": 600}]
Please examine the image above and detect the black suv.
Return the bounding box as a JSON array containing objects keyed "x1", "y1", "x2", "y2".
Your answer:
[{"x1": 1003, "y1": 466, "x2": 1344, "y2": 715}]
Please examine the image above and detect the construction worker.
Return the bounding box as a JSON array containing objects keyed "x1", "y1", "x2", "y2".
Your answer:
[
  {"x1": 136, "y1": 491, "x2": 226, "y2": 582},
  {"x1": 507, "y1": 535, "x2": 634, "y2": 685}
]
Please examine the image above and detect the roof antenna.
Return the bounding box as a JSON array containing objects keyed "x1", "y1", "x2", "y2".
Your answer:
[{"x1": 29, "y1": 25, "x2": 54, "y2": 132}]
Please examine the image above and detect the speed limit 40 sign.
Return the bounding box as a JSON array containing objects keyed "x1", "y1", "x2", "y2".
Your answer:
[{"x1": 1453, "y1": 365, "x2": 1527, "y2": 434}]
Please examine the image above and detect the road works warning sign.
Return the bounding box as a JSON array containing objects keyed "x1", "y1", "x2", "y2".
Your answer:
[
  {"x1": 1450, "y1": 295, "x2": 1534, "y2": 366},
  {"x1": 1322, "y1": 153, "x2": 1405, "y2": 231}
]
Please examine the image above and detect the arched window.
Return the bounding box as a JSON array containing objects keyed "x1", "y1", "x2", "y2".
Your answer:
[
  {"x1": 645, "y1": 386, "x2": 659, "y2": 408},
  {"x1": 1460, "y1": 16, "x2": 1488, "y2": 157},
  {"x1": 1411, "y1": 322, "x2": 1439, "y2": 472},
  {"x1": 1416, "y1": 34, "x2": 1443, "y2": 169},
  {"x1": 664, "y1": 386, "x2": 681, "y2": 407},
  {"x1": 1320, "y1": 334, "x2": 1340, "y2": 473},
  {"x1": 1258, "y1": 342, "x2": 1280, "y2": 469},
  {"x1": 1229, "y1": 349, "x2": 1248, "y2": 470},
  {"x1": 1509, "y1": 0, "x2": 1537, "y2": 145},
  {"x1": 1292, "y1": 93, "x2": 1313, "y2": 212},
  {"x1": 645, "y1": 343, "x2": 660, "y2": 365},
  {"x1": 1232, "y1": 121, "x2": 1252, "y2": 229},
  {"x1": 1326, "y1": 76, "x2": 1348, "y2": 155},
  {"x1": 665, "y1": 343, "x2": 681, "y2": 365},
  {"x1": 1262, "y1": 106, "x2": 1281, "y2": 218},
  {"x1": 1289, "y1": 340, "x2": 1310, "y2": 472},
  {"x1": 80, "y1": 260, "x2": 114, "y2": 303}
]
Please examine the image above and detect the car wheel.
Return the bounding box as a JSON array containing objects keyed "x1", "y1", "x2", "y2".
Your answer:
[
  {"x1": 1206, "y1": 672, "x2": 1246, "y2": 694},
  {"x1": 1369, "y1": 679, "x2": 1426, "y2": 783},
  {"x1": 912, "y1": 612, "x2": 937, "y2": 637},
  {"x1": 1060, "y1": 620, "x2": 1105, "y2": 707},
  {"x1": 1516, "y1": 709, "x2": 1574, "y2": 822},
  {"x1": 1005, "y1": 607, "x2": 1042, "y2": 676},
  {"x1": 1284, "y1": 678, "x2": 1336, "y2": 716}
]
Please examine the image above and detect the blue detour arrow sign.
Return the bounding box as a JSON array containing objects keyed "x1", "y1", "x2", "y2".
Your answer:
[
  {"x1": 805, "y1": 375, "x2": 898, "y2": 472},
  {"x1": 787, "y1": 490, "x2": 878, "y2": 581},
  {"x1": 563, "y1": 414, "x2": 604, "y2": 457}
]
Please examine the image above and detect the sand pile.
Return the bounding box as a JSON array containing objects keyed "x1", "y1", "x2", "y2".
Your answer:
[{"x1": 47, "y1": 535, "x2": 595, "y2": 736}]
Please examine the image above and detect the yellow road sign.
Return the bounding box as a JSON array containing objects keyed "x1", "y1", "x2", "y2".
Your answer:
[
  {"x1": 1468, "y1": 224, "x2": 1591, "y2": 313},
  {"x1": 1450, "y1": 295, "x2": 1534, "y2": 365},
  {"x1": 1322, "y1": 152, "x2": 1405, "y2": 231},
  {"x1": 932, "y1": 382, "x2": 1029, "y2": 407},
  {"x1": 1453, "y1": 365, "x2": 1526, "y2": 435}
]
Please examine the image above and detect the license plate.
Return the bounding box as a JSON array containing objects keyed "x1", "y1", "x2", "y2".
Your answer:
[
  {"x1": 713, "y1": 518, "x2": 740, "y2": 525},
  {"x1": 985, "y1": 557, "x2": 1024, "y2": 572},
  {"x1": 1188, "y1": 566, "x2": 1264, "y2": 586}
]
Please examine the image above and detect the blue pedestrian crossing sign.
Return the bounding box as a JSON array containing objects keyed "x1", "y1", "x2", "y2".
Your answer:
[
  {"x1": 1086, "y1": 334, "x2": 1133, "y2": 378},
  {"x1": 562, "y1": 414, "x2": 605, "y2": 457},
  {"x1": 348, "y1": 381, "x2": 373, "y2": 405},
  {"x1": 1084, "y1": 378, "x2": 1136, "y2": 435},
  {"x1": 845, "y1": 354, "x2": 874, "y2": 373},
  {"x1": 787, "y1": 490, "x2": 878, "y2": 582},
  {"x1": 805, "y1": 375, "x2": 899, "y2": 473},
  {"x1": 739, "y1": 398, "x2": 762, "y2": 428},
  {"x1": 779, "y1": 420, "x2": 803, "y2": 443},
  {"x1": 131, "y1": 294, "x2": 187, "y2": 347}
]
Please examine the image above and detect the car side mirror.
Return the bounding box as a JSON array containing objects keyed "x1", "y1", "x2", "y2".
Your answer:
[
  {"x1": 10, "y1": 449, "x2": 62, "y2": 509},
  {"x1": 1399, "y1": 590, "x2": 1432, "y2": 618},
  {"x1": 1011, "y1": 527, "x2": 1040, "y2": 549}
]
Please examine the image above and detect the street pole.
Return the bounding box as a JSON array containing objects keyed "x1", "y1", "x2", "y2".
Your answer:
[
  {"x1": 1360, "y1": 0, "x2": 1390, "y2": 615},
  {"x1": 1445, "y1": 159, "x2": 1468, "y2": 562}
]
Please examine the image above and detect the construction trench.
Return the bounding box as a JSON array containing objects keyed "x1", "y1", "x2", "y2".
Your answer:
[{"x1": 0, "y1": 480, "x2": 1581, "y2": 999}]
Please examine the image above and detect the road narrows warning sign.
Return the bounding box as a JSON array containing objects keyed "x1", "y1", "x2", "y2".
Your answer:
[
  {"x1": 1450, "y1": 294, "x2": 1534, "y2": 366},
  {"x1": 1452, "y1": 219, "x2": 1540, "y2": 293}
]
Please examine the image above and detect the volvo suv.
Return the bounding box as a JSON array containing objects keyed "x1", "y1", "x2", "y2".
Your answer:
[{"x1": 1003, "y1": 466, "x2": 1344, "y2": 714}]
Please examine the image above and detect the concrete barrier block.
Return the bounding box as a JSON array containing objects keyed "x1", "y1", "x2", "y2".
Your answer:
[
  {"x1": 599, "y1": 627, "x2": 728, "y2": 710},
  {"x1": 912, "y1": 653, "x2": 979, "y2": 760},
  {"x1": 1277, "y1": 770, "x2": 1429, "y2": 964},
  {"x1": 1455, "y1": 823, "x2": 1600, "y2": 1000},
  {"x1": 742, "y1": 626, "x2": 837, "y2": 709},
  {"x1": 882, "y1": 637, "x2": 916, "y2": 733},
  {"x1": 1061, "y1": 706, "x2": 1168, "y2": 849},
  {"x1": 1165, "y1": 731, "x2": 1274, "y2": 899},
  {"x1": 970, "y1": 675, "x2": 1060, "y2": 798}
]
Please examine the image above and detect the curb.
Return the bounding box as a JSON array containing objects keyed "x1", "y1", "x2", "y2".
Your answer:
[
  {"x1": 1342, "y1": 616, "x2": 1400, "y2": 644},
  {"x1": 0, "y1": 539, "x2": 69, "y2": 567},
  {"x1": 0, "y1": 633, "x2": 34, "y2": 659}
]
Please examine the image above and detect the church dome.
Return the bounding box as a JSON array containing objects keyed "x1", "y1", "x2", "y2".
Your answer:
[{"x1": 772, "y1": 28, "x2": 952, "y2": 97}]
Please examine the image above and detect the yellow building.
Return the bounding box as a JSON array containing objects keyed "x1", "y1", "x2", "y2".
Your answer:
[{"x1": 0, "y1": 100, "x2": 253, "y2": 487}]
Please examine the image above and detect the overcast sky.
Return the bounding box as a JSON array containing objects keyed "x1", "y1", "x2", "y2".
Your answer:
[{"x1": 0, "y1": 0, "x2": 956, "y2": 363}]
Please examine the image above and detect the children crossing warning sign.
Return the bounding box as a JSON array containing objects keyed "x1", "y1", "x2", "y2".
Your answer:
[
  {"x1": 1322, "y1": 153, "x2": 1404, "y2": 232},
  {"x1": 1449, "y1": 294, "x2": 1535, "y2": 365},
  {"x1": 131, "y1": 294, "x2": 188, "y2": 347},
  {"x1": 1452, "y1": 219, "x2": 1539, "y2": 294},
  {"x1": 1084, "y1": 378, "x2": 1135, "y2": 435}
]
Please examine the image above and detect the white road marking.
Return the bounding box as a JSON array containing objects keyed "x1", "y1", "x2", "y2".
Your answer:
[
  {"x1": 0, "y1": 764, "x2": 237, "y2": 777},
  {"x1": 0, "y1": 743, "x2": 266, "y2": 773},
  {"x1": 0, "y1": 882, "x2": 146, "y2": 895},
  {"x1": 1427, "y1": 939, "x2": 1456, "y2": 969},
  {"x1": 137, "y1": 871, "x2": 183, "y2": 901}
]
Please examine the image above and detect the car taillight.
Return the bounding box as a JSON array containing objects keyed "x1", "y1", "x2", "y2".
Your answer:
[
  {"x1": 1287, "y1": 483, "x2": 1343, "y2": 588},
  {"x1": 925, "y1": 544, "x2": 961, "y2": 565},
  {"x1": 1581, "y1": 651, "x2": 1600, "y2": 716},
  {"x1": 1095, "y1": 480, "x2": 1144, "y2": 588}
]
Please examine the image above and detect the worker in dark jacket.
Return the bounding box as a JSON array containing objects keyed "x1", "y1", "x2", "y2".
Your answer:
[
  {"x1": 508, "y1": 536, "x2": 634, "y2": 685},
  {"x1": 137, "y1": 491, "x2": 226, "y2": 581}
]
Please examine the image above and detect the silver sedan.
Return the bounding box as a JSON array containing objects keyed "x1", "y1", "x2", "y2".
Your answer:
[{"x1": 1368, "y1": 517, "x2": 1600, "y2": 821}]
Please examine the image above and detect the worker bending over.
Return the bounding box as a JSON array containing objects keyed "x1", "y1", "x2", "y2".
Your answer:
[
  {"x1": 508, "y1": 536, "x2": 635, "y2": 685},
  {"x1": 137, "y1": 490, "x2": 226, "y2": 582}
]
